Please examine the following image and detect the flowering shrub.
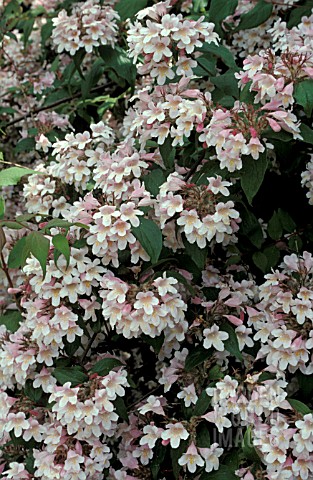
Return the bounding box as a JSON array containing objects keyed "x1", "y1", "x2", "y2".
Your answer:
[{"x1": 0, "y1": 0, "x2": 313, "y2": 479}]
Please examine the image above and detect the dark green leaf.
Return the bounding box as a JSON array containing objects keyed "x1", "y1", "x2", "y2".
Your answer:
[
  {"x1": 253, "y1": 251, "x2": 268, "y2": 273},
  {"x1": 185, "y1": 346, "x2": 213, "y2": 372},
  {"x1": 193, "y1": 390, "x2": 211, "y2": 416},
  {"x1": 132, "y1": 218, "x2": 163, "y2": 265},
  {"x1": 53, "y1": 367, "x2": 88, "y2": 386},
  {"x1": 159, "y1": 136, "x2": 175, "y2": 170},
  {"x1": 211, "y1": 71, "x2": 239, "y2": 99},
  {"x1": 142, "y1": 334, "x2": 164, "y2": 354},
  {"x1": 151, "y1": 440, "x2": 167, "y2": 480},
  {"x1": 268, "y1": 211, "x2": 283, "y2": 240},
  {"x1": 288, "y1": 398, "x2": 312, "y2": 415},
  {"x1": 143, "y1": 169, "x2": 166, "y2": 196},
  {"x1": 263, "y1": 245, "x2": 280, "y2": 270},
  {"x1": 242, "y1": 426, "x2": 260, "y2": 462},
  {"x1": 41, "y1": 20, "x2": 53, "y2": 46},
  {"x1": 200, "y1": 465, "x2": 238, "y2": 480},
  {"x1": 287, "y1": 1, "x2": 313, "y2": 28},
  {"x1": 196, "y1": 423, "x2": 211, "y2": 448},
  {"x1": 199, "y1": 43, "x2": 238, "y2": 70},
  {"x1": 115, "y1": 0, "x2": 148, "y2": 20},
  {"x1": 208, "y1": 0, "x2": 238, "y2": 36},
  {"x1": 22, "y1": 18, "x2": 35, "y2": 46},
  {"x1": 8, "y1": 237, "x2": 28, "y2": 268},
  {"x1": 171, "y1": 439, "x2": 188, "y2": 479},
  {"x1": 52, "y1": 234, "x2": 71, "y2": 267},
  {"x1": 0, "y1": 166, "x2": 38, "y2": 186},
  {"x1": 25, "y1": 232, "x2": 50, "y2": 277},
  {"x1": 0, "y1": 196, "x2": 4, "y2": 220},
  {"x1": 220, "y1": 322, "x2": 243, "y2": 360},
  {"x1": 0, "y1": 310, "x2": 22, "y2": 332},
  {"x1": 184, "y1": 240, "x2": 207, "y2": 270},
  {"x1": 300, "y1": 123, "x2": 313, "y2": 144},
  {"x1": 234, "y1": 0, "x2": 273, "y2": 32},
  {"x1": 277, "y1": 209, "x2": 296, "y2": 232},
  {"x1": 24, "y1": 380, "x2": 42, "y2": 403},
  {"x1": 239, "y1": 207, "x2": 264, "y2": 248},
  {"x1": 90, "y1": 357, "x2": 123, "y2": 376},
  {"x1": 14, "y1": 138, "x2": 36, "y2": 153},
  {"x1": 294, "y1": 80, "x2": 313, "y2": 117},
  {"x1": 99, "y1": 45, "x2": 136, "y2": 86},
  {"x1": 114, "y1": 396, "x2": 129, "y2": 422},
  {"x1": 81, "y1": 58, "x2": 104, "y2": 99},
  {"x1": 241, "y1": 150, "x2": 268, "y2": 205}
]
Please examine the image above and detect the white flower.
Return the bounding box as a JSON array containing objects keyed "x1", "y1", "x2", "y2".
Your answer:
[
  {"x1": 178, "y1": 442, "x2": 204, "y2": 473},
  {"x1": 203, "y1": 324, "x2": 229, "y2": 351},
  {"x1": 161, "y1": 422, "x2": 189, "y2": 448},
  {"x1": 177, "y1": 384, "x2": 198, "y2": 407}
]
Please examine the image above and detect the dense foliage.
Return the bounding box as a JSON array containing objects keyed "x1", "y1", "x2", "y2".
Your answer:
[{"x1": 1, "y1": 0, "x2": 313, "y2": 478}]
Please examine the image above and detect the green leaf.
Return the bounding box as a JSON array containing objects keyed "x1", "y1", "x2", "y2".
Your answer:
[
  {"x1": 24, "y1": 380, "x2": 42, "y2": 403},
  {"x1": 241, "y1": 150, "x2": 268, "y2": 205},
  {"x1": 52, "y1": 234, "x2": 71, "y2": 267},
  {"x1": 0, "y1": 196, "x2": 4, "y2": 220},
  {"x1": 22, "y1": 18, "x2": 35, "y2": 46},
  {"x1": 242, "y1": 426, "x2": 260, "y2": 462},
  {"x1": 99, "y1": 45, "x2": 136, "y2": 86},
  {"x1": 41, "y1": 219, "x2": 72, "y2": 231},
  {"x1": 90, "y1": 357, "x2": 123, "y2": 376},
  {"x1": 25, "y1": 232, "x2": 50, "y2": 278},
  {"x1": 143, "y1": 169, "x2": 166, "y2": 196},
  {"x1": 196, "y1": 56, "x2": 217, "y2": 76},
  {"x1": 185, "y1": 346, "x2": 213, "y2": 372},
  {"x1": 193, "y1": 390, "x2": 211, "y2": 416},
  {"x1": 277, "y1": 208, "x2": 296, "y2": 232},
  {"x1": 115, "y1": 0, "x2": 148, "y2": 20},
  {"x1": 132, "y1": 218, "x2": 163, "y2": 265},
  {"x1": 114, "y1": 396, "x2": 129, "y2": 422},
  {"x1": 211, "y1": 71, "x2": 239, "y2": 99},
  {"x1": 81, "y1": 58, "x2": 104, "y2": 99},
  {"x1": 253, "y1": 251, "x2": 268, "y2": 273},
  {"x1": 199, "y1": 43, "x2": 238, "y2": 70},
  {"x1": 184, "y1": 240, "x2": 207, "y2": 270},
  {"x1": 268, "y1": 211, "x2": 283, "y2": 240},
  {"x1": 200, "y1": 465, "x2": 238, "y2": 480},
  {"x1": 171, "y1": 439, "x2": 188, "y2": 479},
  {"x1": 14, "y1": 137, "x2": 36, "y2": 153},
  {"x1": 0, "y1": 167, "x2": 38, "y2": 187},
  {"x1": 263, "y1": 245, "x2": 280, "y2": 270},
  {"x1": 41, "y1": 19, "x2": 53, "y2": 46},
  {"x1": 196, "y1": 423, "x2": 211, "y2": 448},
  {"x1": 151, "y1": 440, "x2": 167, "y2": 480},
  {"x1": 208, "y1": 0, "x2": 238, "y2": 36},
  {"x1": 234, "y1": 0, "x2": 273, "y2": 32},
  {"x1": 220, "y1": 322, "x2": 243, "y2": 360},
  {"x1": 53, "y1": 367, "x2": 88, "y2": 386},
  {"x1": 288, "y1": 398, "x2": 312, "y2": 415},
  {"x1": 142, "y1": 333, "x2": 164, "y2": 354},
  {"x1": 0, "y1": 310, "x2": 22, "y2": 332},
  {"x1": 300, "y1": 123, "x2": 313, "y2": 144},
  {"x1": 8, "y1": 237, "x2": 29, "y2": 268},
  {"x1": 159, "y1": 136, "x2": 175, "y2": 170},
  {"x1": 287, "y1": 1, "x2": 313, "y2": 28},
  {"x1": 239, "y1": 207, "x2": 264, "y2": 249},
  {"x1": 294, "y1": 79, "x2": 313, "y2": 117}
]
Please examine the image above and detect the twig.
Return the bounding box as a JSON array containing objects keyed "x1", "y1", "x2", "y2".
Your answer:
[
  {"x1": 0, "y1": 252, "x2": 23, "y2": 313},
  {"x1": 3, "y1": 83, "x2": 113, "y2": 129},
  {"x1": 80, "y1": 331, "x2": 97, "y2": 363}
]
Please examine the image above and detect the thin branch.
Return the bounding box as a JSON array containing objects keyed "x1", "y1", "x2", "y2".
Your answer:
[
  {"x1": 3, "y1": 83, "x2": 113, "y2": 129},
  {"x1": 80, "y1": 332, "x2": 97, "y2": 363},
  {"x1": 0, "y1": 252, "x2": 23, "y2": 313}
]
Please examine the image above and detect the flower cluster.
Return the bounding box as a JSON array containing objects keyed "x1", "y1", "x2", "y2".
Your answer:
[
  {"x1": 51, "y1": 0, "x2": 120, "y2": 54},
  {"x1": 127, "y1": 1, "x2": 219, "y2": 84},
  {"x1": 155, "y1": 173, "x2": 241, "y2": 248}
]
